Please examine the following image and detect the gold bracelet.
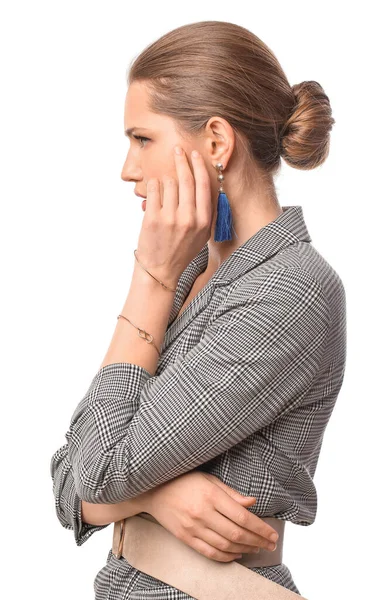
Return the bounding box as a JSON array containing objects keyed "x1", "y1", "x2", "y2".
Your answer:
[
  {"x1": 134, "y1": 249, "x2": 177, "y2": 292},
  {"x1": 117, "y1": 314, "x2": 161, "y2": 357}
]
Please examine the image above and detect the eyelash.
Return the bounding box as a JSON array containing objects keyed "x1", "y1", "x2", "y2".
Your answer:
[{"x1": 132, "y1": 135, "x2": 150, "y2": 147}]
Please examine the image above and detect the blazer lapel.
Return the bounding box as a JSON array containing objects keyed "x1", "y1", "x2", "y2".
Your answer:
[
  {"x1": 162, "y1": 244, "x2": 211, "y2": 352},
  {"x1": 161, "y1": 205, "x2": 312, "y2": 352}
]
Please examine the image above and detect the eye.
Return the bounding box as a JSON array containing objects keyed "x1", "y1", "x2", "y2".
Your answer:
[{"x1": 133, "y1": 135, "x2": 150, "y2": 147}]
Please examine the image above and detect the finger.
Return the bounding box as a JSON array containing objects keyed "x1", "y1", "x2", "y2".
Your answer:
[
  {"x1": 201, "y1": 474, "x2": 257, "y2": 505},
  {"x1": 173, "y1": 145, "x2": 195, "y2": 212},
  {"x1": 193, "y1": 517, "x2": 267, "y2": 556},
  {"x1": 204, "y1": 507, "x2": 278, "y2": 552},
  {"x1": 146, "y1": 178, "x2": 161, "y2": 214},
  {"x1": 238, "y1": 496, "x2": 257, "y2": 504},
  {"x1": 190, "y1": 150, "x2": 213, "y2": 227},
  {"x1": 212, "y1": 486, "x2": 279, "y2": 544},
  {"x1": 161, "y1": 175, "x2": 179, "y2": 216},
  {"x1": 206, "y1": 475, "x2": 255, "y2": 502},
  {"x1": 188, "y1": 534, "x2": 243, "y2": 563}
]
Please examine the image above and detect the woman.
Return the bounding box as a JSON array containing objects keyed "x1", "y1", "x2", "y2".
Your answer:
[{"x1": 50, "y1": 20, "x2": 346, "y2": 599}]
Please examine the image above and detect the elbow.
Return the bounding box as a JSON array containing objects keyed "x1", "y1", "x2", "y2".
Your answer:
[
  {"x1": 74, "y1": 478, "x2": 100, "y2": 504},
  {"x1": 72, "y1": 454, "x2": 149, "y2": 503},
  {"x1": 72, "y1": 464, "x2": 99, "y2": 503},
  {"x1": 75, "y1": 480, "x2": 138, "y2": 504},
  {"x1": 73, "y1": 464, "x2": 133, "y2": 504}
]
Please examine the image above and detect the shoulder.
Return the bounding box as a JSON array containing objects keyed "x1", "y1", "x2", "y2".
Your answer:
[
  {"x1": 219, "y1": 240, "x2": 345, "y2": 322},
  {"x1": 218, "y1": 265, "x2": 329, "y2": 320}
]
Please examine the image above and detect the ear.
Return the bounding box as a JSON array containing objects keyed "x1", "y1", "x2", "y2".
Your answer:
[{"x1": 204, "y1": 116, "x2": 235, "y2": 168}]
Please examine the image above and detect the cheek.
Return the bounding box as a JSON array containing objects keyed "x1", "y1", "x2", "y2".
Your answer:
[{"x1": 146, "y1": 149, "x2": 178, "y2": 182}]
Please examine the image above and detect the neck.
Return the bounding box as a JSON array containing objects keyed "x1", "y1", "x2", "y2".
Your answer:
[{"x1": 204, "y1": 191, "x2": 283, "y2": 276}]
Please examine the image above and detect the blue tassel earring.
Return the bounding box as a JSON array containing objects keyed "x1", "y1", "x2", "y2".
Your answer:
[{"x1": 214, "y1": 162, "x2": 233, "y2": 242}]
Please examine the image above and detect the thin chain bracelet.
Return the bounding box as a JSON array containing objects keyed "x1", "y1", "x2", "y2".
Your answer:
[
  {"x1": 117, "y1": 314, "x2": 161, "y2": 357},
  {"x1": 134, "y1": 249, "x2": 177, "y2": 292}
]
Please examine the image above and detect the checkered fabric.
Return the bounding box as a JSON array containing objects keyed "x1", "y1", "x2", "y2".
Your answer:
[{"x1": 50, "y1": 205, "x2": 347, "y2": 598}]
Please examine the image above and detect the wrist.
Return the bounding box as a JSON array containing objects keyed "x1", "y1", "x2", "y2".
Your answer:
[{"x1": 133, "y1": 254, "x2": 180, "y2": 291}]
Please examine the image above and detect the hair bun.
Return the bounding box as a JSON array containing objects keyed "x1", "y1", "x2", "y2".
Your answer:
[{"x1": 280, "y1": 80, "x2": 335, "y2": 170}]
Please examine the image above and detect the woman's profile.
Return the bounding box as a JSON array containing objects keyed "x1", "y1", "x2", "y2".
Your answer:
[{"x1": 50, "y1": 20, "x2": 346, "y2": 599}]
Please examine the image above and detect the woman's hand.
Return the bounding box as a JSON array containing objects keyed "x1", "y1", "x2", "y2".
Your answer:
[
  {"x1": 142, "y1": 470, "x2": 279, "y2": 563},
  {"x1": 136, "y1": 147, "x2": 214, "y2": 289}
]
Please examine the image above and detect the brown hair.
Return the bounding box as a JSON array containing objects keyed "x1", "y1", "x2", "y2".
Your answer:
[{"x1": 126, "y1": 21, "x2": 335, "y2": 184}]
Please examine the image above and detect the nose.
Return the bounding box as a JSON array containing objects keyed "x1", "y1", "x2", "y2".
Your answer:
[{"x1": 121, "y1": 149, "x2": 142, "y2": 183}]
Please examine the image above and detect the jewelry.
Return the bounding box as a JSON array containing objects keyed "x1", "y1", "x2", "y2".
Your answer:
[
  {"x1": 117, "y1": 313, "x2": 161, "y2": 357},
  {"x1": 214, "y1": 162, "x2": 233, "y2": 242},
  {"x1": 134, "y1": 249, "x2": 177, "y2": 292},
  {"x1": 118, "y1": 249, "x2": 174, "y2": 361}
]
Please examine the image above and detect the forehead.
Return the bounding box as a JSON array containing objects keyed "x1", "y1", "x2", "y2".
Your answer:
[
  {"x1": 124, "y1": 81, "x2": 156, "y2": 127},
  {"x1": 124, "y1": 82, "x2": 175, "y2": 133},
  {"x1": 125, "y1": 82, "x2": 149, "y2": 113}
]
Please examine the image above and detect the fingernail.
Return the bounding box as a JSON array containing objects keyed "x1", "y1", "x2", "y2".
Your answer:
[
  {"x1": 192, "y1": 149, "x2": 199, "y2": 158},
  {"x1": 270, "y1": 533, "x2": 279, "y2": 542},
  {"x1": 174, "y1": 145, "x2": 182, "y2": 155}
]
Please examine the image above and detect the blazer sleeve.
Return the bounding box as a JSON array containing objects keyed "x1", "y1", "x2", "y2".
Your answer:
[
  {"x1": 64, "y1": 267, "x2": 331, "y2": 504},
  {"x1": 50, "y1": 442, "x2": 110, "y2": 546}
]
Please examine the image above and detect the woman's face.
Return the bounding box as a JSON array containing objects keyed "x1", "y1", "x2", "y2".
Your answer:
[{"x1": 121, "y1": 80, "x2": 211, "y2": 209}]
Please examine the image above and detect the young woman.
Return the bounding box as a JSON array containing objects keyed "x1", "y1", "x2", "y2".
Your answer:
[{"x1": 50, "y1": 20, "x2": 346, "y2": 599}]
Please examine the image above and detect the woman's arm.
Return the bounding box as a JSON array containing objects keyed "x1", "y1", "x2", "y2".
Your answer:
[
  {"x1": 93, "y1": 470, "x2": 279, "y2": 563},
  {"x1": 100, "y1": 256, "x2": 177, "y2": 373},
  {"x1": 81, "y1": 491, "x2": 153, "y2": 526},
  {"x1": 67, "y1": 268, "x2": 330, "y2": 504}
]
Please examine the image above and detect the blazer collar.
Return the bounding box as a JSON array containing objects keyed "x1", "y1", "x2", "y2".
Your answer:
[{"x1": 161, "y1": 205, "x2": 312, "y2": 353}]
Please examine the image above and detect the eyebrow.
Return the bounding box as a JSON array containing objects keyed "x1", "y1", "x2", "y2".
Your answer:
[{"x1": 124, "y1": 127, "x2": 152, "y2": 138}]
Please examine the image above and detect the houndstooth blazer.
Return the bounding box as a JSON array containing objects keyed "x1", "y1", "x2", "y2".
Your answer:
[{"x1": 50, "y1": 205, "x2": 347, "y2": 598}]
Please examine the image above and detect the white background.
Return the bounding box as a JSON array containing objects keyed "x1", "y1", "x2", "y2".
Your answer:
[{"x1": 1, "y1": 1, "x2": 385, "y2": 599}]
